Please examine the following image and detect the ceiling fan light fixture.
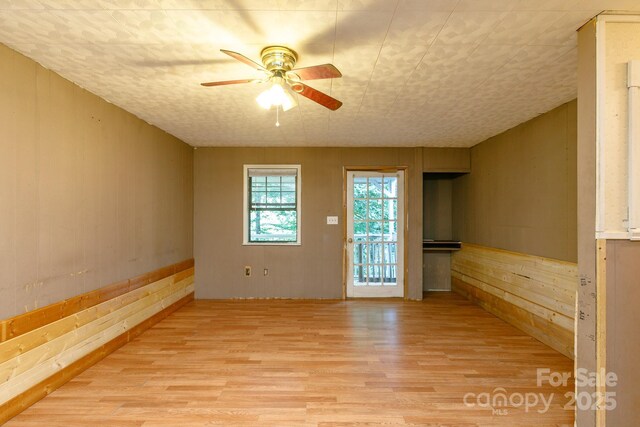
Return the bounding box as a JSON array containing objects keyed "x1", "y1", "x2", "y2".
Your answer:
[
  {"x1": 202, "y1": 46, "x2": 342, "y2": 111},
  {"x1": 256, "y1": 78, "x2": 297, "y2": 112}
]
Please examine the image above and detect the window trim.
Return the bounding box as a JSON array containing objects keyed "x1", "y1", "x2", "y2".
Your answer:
[{"x1": 243, "y1": 164, "x2": 302, "y2": 246}]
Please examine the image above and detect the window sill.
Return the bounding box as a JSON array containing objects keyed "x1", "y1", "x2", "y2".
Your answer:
[{"x1": 242, "y1": 242, "x2": 302, "y2": 246}]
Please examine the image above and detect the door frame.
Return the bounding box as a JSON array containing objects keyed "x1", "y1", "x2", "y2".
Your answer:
[{"x1": 342, "y1": 166, "x2": 409, "y2": 300}]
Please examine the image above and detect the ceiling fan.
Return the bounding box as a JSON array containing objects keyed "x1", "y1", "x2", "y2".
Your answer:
[{"x1": 201, "y1": 46, "x2": 343, "y2": 111}]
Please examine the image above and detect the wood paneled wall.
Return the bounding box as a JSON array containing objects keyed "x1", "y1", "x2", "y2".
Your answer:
[
  {"x1": 0, "y1": 43, "x2": 194, "y2": 320},
  {"x1": 452, "y1": 100, "x2": 577, "y2": 263},
  {"x1": 451, "y1": 243, "x2": 577, "y2": 359},
  {"x1": 194, "y1": 147, "x2": 425, "y2": 300},
  {"x1": 603, "y1": 240, "x2": 640, "y2": 426},
  {"x1": 422, "y1": 148, "x2": 470, "y2": 172},
  {"x1": 0, "y1": 260, "x2": 195, "y2": 424}
]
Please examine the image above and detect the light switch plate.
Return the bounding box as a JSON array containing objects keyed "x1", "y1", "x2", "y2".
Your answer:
[{"x1": 327, "y1": 216, "x2": 339, "y2": 225}]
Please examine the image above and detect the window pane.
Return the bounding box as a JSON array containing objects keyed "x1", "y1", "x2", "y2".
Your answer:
[
  {"x1": 250, "y1": 209, "x2": 297, "y2": 242},
  {"x1": 384, "y1": 221, "x2": 397, "y2": 241},
  {"x1": 353, "y1": 265, "x2": 366, "y2": 286},
  {"x1": 383, "y1": 199, "x2": 397, "y2": 220},
  {"x1": 354, "y1": 221, "x2": 367, "y2": 236},
  {"x1": 267, "y1": 191, "x2": 281, "y2": 204},
  {"x1": 368, "y1": 178, "x2": 382, "y2": 198},
  {"x1": 368, "y1": 265, "x2": 381, "y2": 285},
  {"x1": 252, "y1": 191, "x2": 266, "y2": 204},
  {"x1": 353, "y1": 199, "x2": 367, "y2": 220},
  {"x1": 384, "y1": 177, "x2": 397, "y2": 198},
  {"x1": 251, "y1": 177, "x2": 266, "y2": 190},
  {"x1": 281, "y1": 181, "x2": 295, "y2": 192},
  {"x1": 369, "y1": 243, "x2": 382, "y2": 264},
  {"x1": 282, "y1": 191, "x2": 295, "y2": 204},
  {"x1": 359, "y1": 244, "x2": 368, "y2": 264},
  {"x1": 353, "y1": 243, "x2": 364, "y2": 264},
  {"x1": 383, "y1": 243, "x2": 397, "y2": 264},
  {"x1": 368, "y1": 221, "x2": 382, "y2": 240},
  {"x1": 382, "y1": 264, "x2": 396, "y2": 284},
  {"x1": 354, "y1": 177, "x2": 367, "y2": 198},
  {"x1": 368, "y1": 199, "x2": 382, "y2": 220}
]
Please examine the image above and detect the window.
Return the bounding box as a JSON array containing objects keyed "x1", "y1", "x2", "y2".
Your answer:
[{"x1": 243, "y1": 165, "x2": 301, "y2": 245}]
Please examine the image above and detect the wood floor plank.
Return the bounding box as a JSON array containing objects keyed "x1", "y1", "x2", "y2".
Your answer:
[{"x1": 5, "y1": 293, "x2": 574, "y2": 426}]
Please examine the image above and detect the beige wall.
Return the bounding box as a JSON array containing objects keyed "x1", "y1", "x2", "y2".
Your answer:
[
  {"x1": 599, "y1": 22, "x2": 640, "y2": 235},
  {"x1": 194, "y1": 147, "x2": 424, "y2": 300},
  {"x1": 423, "y1": 177, "x2": 453, "y2": 240},
  {"x1": 0, "y1": 44, "x2": 194, "y2": 319},
  {"x1": 452, "y1": 100, "x2": 578, "y2": 262},
  {"x1": 423, "y1": 148, "x2": 470, "y2": 172}
]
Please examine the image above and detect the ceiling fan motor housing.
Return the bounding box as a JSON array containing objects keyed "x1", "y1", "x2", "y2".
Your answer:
[{"x1": 260, "y1": 46, "x2": 298, "y2": 72}]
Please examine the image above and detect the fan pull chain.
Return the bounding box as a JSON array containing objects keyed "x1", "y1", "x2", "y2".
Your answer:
[{"x1": 275, "y1": 105, "x2": 280, "y2": 127}]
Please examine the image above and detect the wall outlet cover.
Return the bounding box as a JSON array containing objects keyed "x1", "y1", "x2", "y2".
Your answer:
[{"x1": 327, "y1": 216, "x2": 339, "y2": 225}]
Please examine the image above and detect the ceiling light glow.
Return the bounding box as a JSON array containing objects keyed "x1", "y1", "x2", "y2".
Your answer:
[{"x1": 256, "y1": 78, "x2": 297, "y2": 112}]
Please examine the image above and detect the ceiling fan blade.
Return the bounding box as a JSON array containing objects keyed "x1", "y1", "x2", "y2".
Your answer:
[
  {"x1": 200, "y1": 78, "x2": 257, "y2": 87},
  {"x1": 294, "y1": 83, "x2": 342, "y2": 111},
  {"x1": 220, "y1": 49, "x2": 266, "y2": 71},
  {"x1": 290, "y1": 64, "x2": 342, "y2": 81}
]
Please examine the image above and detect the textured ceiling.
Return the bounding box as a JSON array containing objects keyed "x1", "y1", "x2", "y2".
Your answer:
[{"x1": 0, "y1": 1, "x2": 639, "y2": 147}]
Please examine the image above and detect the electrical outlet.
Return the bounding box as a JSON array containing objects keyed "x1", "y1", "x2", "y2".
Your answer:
[
  {"x1": 244, "y1": 266, "x2": 251, "y2": 276},
  {"x1": 263, "y1": 268, "x2": 268, "y2": 276},
  {"x1": 327, "y1": 216, "x2": 339, "y2": 225}
]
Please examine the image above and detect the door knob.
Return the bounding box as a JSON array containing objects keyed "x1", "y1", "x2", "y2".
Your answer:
[{"x1": 347, "y1": 238, "x2": 353, "y2": 243}]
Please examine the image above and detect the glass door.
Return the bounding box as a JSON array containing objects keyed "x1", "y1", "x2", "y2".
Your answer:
[{"x1": 346, "y1": 170, "x2": 404, "y2": 297}]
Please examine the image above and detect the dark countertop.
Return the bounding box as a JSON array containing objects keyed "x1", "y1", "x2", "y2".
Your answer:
[{"x1": 422, "y1": 240, "x2": 462, "y2": 251}]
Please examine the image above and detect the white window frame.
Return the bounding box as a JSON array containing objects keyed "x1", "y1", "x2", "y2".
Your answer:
[{"x1": 243, "y1": 164, "x2": 302, "y2": 246}]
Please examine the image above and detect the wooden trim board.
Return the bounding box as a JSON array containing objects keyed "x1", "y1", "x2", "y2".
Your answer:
[
  {"x1": 596, "y1": 239, "x2": 607, "y2": 427},
  {"x1": 0, "y1": 276, "x2": 194, "y2": 384},
  {"x1": 0, "y1": 261, "x2": 195, "y2": 425},
  {"x1": 0, "y1": 292, "x2": 193, "y2": 424},
  {"x1": 0, "y1": 259, "x2": 194, "y2": 342},
  {"x1": 452, "y1": 244, "x2": 577, "y2": 359}
]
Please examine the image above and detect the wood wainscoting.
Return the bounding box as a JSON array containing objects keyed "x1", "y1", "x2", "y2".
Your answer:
[
  {"x1": 451, "y1": 243, "x2": 577, "y2": 359},
  {"x1": 0, "y1": 260, "x2": 195, "y2": 424}
]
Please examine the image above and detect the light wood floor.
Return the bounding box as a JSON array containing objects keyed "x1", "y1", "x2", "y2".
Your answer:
[{"x1": 7, "y1": 292, "x2": 574, "y2": 426}]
